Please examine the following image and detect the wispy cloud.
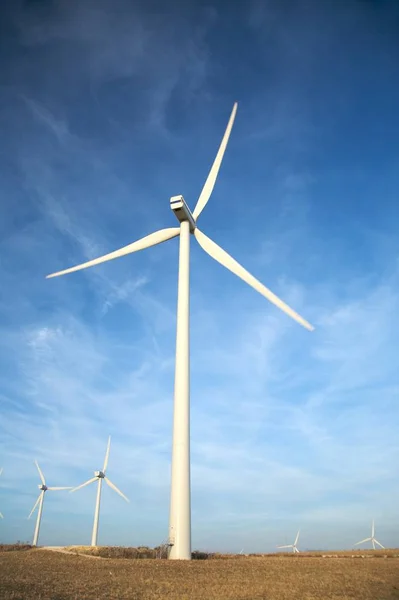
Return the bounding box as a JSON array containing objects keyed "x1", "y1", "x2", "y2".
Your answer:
[{"x1": 12, "y1": 0, "x2": 215, "y2": 135}]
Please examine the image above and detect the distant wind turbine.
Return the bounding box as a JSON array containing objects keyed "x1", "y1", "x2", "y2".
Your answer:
[
  {"x1": 71, "y1": 436, "x2": 129, "y2": 547},
  {"x1": 46, "y1": 102, "x2": 314, "y2": 559},
  {"x1": 277, "y1": 530, "x2": 301, "y2": 553},
  {"x1": 28, "y1": 461, "x2": 72, "y2": 546},
  {"x1": 354, "y1": 520, "x2": 384, "y2": 550},
  {"x1": 0, "y1": 468, "x2": 3, "y2": 518}
]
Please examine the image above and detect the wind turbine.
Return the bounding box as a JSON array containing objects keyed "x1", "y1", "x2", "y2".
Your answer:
[
  {"x1": 354, "y1": 520, "x2": 384, "y2": 550},
  {"x1": 28, "y1": 461, "x2": 72, "y2": 546},
  {"x1": 46, "y1": 102, "x2": 314, "y2": 559},
  {"x1": 70, "y1": 436, "x2": 129, "y2": 547},
  {"x1": 0, "y1": 468, "x2": 3, "y2": 518},
  {"x1": 277, "y1": 530, "x2": 301, "y2": 553}
]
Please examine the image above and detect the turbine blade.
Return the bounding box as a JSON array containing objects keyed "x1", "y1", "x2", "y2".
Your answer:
[
  {"x1": 46, "y1": 227, "x2": 180, "y2": 279},
  {"x1": 354, "y1": 537, "x2": 371, "y2": 545},
  {"x1": 195, "y1": 229, "x2": 314, "y2": 331},
  {"x1": 372, "y1": 520, "x2": 375, "y2": 537},
  {"x1": 35, "y1": 460, "x2": 46, "y2": 485},
  {"x1": 104, "y1": 477, "x2": 129, "y2": 502},
  {"x1": 28, "y1": 493, "x2": 42, "y2": 519},
  {"x1": 70, "y1": 477, "x2": 97, "y2": 493},
  {"x1": 294, "y1": 530, "x2": 300, "y2": 545},
  {"x1": 0, "y1": 512, "x2": 3, "y2": 518},
  {"x1": 192, "y1": 103, "x2": 238, "y2": 220},
  {"x1": 374, "y1": 539, "x2": 385, "y2": 549},
  {"x1": 47, "y1": 487, "x2": 73, "y2": 490},
  {"x1": 0, "y1": 467, "x2": 3, "y2": 476},
  {"x1": 103, "y1": 436, "x2": 111, "y2": 473}
]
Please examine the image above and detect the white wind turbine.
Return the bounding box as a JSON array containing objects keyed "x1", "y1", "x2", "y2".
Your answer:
[
  {"x1": 46, "y1": 102, "x2": 314, "y2": 559},
  {"x1": 277, "y1": 530, "x2": 301, "y2": 553},
  {"x1": 354, "y1": 520, "x2": 384, "y2": 550},
  {"x1": 0, "y1": 468, "x2": 3, "y2": 518},
  {"x1": 28, "y1": 461, "x2": 72, "y2": 546},
  {"x1": 70, "y1": 436, "x2": 129, "y2": 547}
]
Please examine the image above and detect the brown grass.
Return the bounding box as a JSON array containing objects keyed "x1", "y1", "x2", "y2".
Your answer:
[
  {"x1": 1, "y1": 547, "x2": 399, "y2": 599},
  {"x1": 63, "y1": 545, "x2": 399, "y2": 560},
  {"x1": 252, "y1": 549, "x2": 399, "y2": 559},
  {"x1": 64, "y1": 546, "x2": 250, "y2": 559},
  {"x1": 0, "y1": 543, "x2": 32, "y2": 552},
  {"x1": 66, "y1": 545, "x2": 158, "y2": 559}
]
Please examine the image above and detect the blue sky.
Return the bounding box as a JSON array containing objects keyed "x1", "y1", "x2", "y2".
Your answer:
[{"x1": 1, "y1": 0, "x2": 399, "y2": 552}]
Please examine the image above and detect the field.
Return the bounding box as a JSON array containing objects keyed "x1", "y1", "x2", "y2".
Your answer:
[{"x1": 1, "y1": 546, "x2": 399, "y2": 600}]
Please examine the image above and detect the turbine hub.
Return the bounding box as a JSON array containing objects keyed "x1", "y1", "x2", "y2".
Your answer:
[
  {"x1": 38, "y1": 484, "x2": 47, "y2": 491},
  {"x1": 170, "y1": 196, "x2": 196, "y2": 232},
  {"x1": 95, "y1": 470, "x2": 105, "y2": 478}
]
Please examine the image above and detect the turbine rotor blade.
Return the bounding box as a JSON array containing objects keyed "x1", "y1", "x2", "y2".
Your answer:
[
  {"x1": 0, "y1": 512, "x2": 3, "y2": 518},
  {"x1": 104, "y1": 477, "x2": 129, "y2": 502},
  {"x1": 192, "y1": 103, "x2": 238, "y2": 220},
  {"x1": 0, "y1": 467, "x2": 3, "y2": 476},
  {"x1": 354, "y1": 537, "x2": 371, "y2": 545},
  {"x1": 28, "y1": 493, "x2": 42, "y2": 519},
  {"x1": 35, "y1": 460, "x2": 46, "y2": 485},
  {"x1": 46, "y1": 227, "x2": 180, "y2": 279},
  {"x1": 294, "y1": 530, "x2": 300, "y2": 545},
  {"x1": 70, "y1": 477, "x2": 97, "y2": 493},
  {"x1": 374, "y1": 539, "x2": 385, "y2": 549},
  {"x1": 103, "y1": 436, "x2": 111, "y2": 473},
  {"x1": 372, "y1": 520, "x2": 375, "y2": 537},
  {"x1": 194, "y1": 229, "x2": 314, "y2": 331},
  {"x1": 47, "y1": 487, "x2": 73, "y2": 490}
]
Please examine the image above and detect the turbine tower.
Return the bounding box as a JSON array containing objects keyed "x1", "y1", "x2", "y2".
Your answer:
[
  {"x1": 277, "y1": 530, "x2": 301, "y2": 553},
  {"x1": 354, "y1": 520, "x2": 384, "y2": 550},
  {"x1": 71, "y1": 436, "x2": 129, "y2": 547},
  {"x1": 46, "y1": 103, "x2": 314, "y2": 559},
  {"x1": 28, "y1": 461, "x2": 71, "y2": 546}
]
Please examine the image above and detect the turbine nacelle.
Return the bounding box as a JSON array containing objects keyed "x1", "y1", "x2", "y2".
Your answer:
[
  {"x1": 354, "y1": 520, "x2": 385, "y2": 550},
  {"x1": 95, "y1": 470, "x2": 105, "y2": 479},
  {"x1": 170, "y1": 196, "x2": 196, "y2": 232},
  {"x1": 277, "y1": 530, "x2": 301, "y2": 553},
  {"x1": 29, "y1": 461, "x2": 71, "y2": 546}
]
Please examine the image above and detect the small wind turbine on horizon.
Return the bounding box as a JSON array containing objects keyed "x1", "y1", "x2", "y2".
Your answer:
[
  {"x1": 0, "y1": 468, "x2": 3, "y2": 518},
  {"x1": 354, "y1": 520, "x2": 384, "y2": 550},
  {"x1": 70, "y1": 436, "x2": 129, "y2": 547},
  {"x1": 277, "y1": 530, "x2": 301, "y2": 553},
  {"x1": 46, "y1": 102, "x2": 314, "y2": 559},
  {"x1": 28, "y1": 461, "x2": 72, "y2": 546}
]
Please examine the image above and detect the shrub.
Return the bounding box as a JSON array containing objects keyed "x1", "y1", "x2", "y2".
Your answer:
[{"x1": 0, "y1": 544, "x2": 32, "y2": 552}]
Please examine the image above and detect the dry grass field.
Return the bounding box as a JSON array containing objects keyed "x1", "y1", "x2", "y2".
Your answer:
[{"x1": 1, "y1": 546, "x2": 399, "y2": 600}]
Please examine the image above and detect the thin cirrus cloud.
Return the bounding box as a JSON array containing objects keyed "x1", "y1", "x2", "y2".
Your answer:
[{"x1": 0, "y1": 0, "x2": 399, "y2": 550}]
